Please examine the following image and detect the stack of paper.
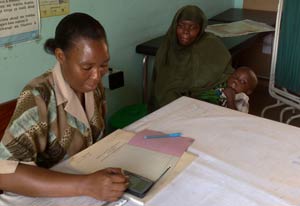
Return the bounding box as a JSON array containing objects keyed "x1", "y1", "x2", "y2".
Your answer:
[
  {"x1": 52, "y1": 129, "x2": 197, "y2": 205},
  {"x1": 206, "y1": 19, "x2": 275, "y2": 37}
]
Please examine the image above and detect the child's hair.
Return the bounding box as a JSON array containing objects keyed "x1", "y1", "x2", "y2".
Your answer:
[{"x1": 237, "y1": 66, "x2": 258, "y2": 94}]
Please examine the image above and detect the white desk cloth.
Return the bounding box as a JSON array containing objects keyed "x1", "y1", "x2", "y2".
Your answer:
[
  {"x1": 1, "y1": 96, "x2": 300, "y2": 206},
  {"x1": 126, "y1": 97, "x2": 300, "y2": 206}
]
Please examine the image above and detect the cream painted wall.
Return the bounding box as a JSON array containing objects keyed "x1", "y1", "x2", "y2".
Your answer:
[{"x1": 0, "y1": 0, "x2": 235, "y2": 118}]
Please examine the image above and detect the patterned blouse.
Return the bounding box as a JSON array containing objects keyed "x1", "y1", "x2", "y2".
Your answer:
[{"x1": 0, "y1": 63, "x2": 106, "y2": 173}]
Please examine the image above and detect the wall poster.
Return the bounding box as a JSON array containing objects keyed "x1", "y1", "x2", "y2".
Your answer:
[
  {"x1": 39, "y1": 0, "x2": 69, "y2": 18},
  {"x1": 0, "y1": 0, "x2": 40, "y2": 47}
]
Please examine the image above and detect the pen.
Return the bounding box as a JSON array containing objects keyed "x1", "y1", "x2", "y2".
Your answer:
[{"x1": 144, "y1": 132, "x2": 182, "y2": 139}]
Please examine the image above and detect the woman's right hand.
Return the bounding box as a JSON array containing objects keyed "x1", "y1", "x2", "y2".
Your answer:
[{"x1": 80, "y1": 168, "x2": 129, "y2": 202}]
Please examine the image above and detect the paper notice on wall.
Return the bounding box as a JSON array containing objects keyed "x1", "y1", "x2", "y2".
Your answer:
[
  {"x1": 0, "y1": 0, "x2": 40, "y2": 47},
  {"x1": 39, "y1": 0, "x2": 69, "y2": 18}
]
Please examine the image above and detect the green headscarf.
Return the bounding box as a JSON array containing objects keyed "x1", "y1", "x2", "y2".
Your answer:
[{"x1": 149, "y1": 5, "x2": 233, "y2": 110}]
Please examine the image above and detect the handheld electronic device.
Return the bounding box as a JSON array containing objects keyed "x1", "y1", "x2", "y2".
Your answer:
[
  {"x1": 124, "y1": 170, "x2": 154, "y2": 198},
  {"x1": 124, "y1": 167, "x2": 170, "y2": 198}
]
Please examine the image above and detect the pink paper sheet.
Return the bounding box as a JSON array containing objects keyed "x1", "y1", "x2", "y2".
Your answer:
[{"x1": 128, "y1": 129, "x2": 194, "y2": 157}]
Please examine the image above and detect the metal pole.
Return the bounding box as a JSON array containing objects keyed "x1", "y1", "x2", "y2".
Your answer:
[{"x1": 142, "y1": 55, "x2": 149, "y2": 103}]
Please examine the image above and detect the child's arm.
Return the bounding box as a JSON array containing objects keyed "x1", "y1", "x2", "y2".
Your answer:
[{"x1": 223, "y1": 87, "x2": 237, "y2": 110}]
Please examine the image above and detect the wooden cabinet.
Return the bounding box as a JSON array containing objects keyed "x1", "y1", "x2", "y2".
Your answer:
[{"x1": 243, "y1": 0, "x2": 279, "y2": 11}]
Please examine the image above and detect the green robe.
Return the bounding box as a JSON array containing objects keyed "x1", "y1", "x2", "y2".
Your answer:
[
  {"x1": 198, "y1": 82, "x2": 227, "y2": 105},
  {"x1": 149, "y1": 5, "x2": 233, "y2": 110}
]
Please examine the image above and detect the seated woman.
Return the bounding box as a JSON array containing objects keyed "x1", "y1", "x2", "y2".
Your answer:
[
  {"x1": 0, "y1": 13, "x2": 128, "y2": 202},
  {"x1": 149, "y1": 5, "x2": 234, "y2": 111}
]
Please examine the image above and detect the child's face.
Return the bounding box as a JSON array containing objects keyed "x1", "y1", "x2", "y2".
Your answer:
[{"x1": 227, "y1": 69, "x2": 253, "y2": 94}]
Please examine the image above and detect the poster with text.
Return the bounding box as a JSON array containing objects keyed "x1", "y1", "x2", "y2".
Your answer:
[
  {"x1": 39, "y1": 0, "x2": 69, "y2": 18},
  {"x1": 0, "y1": 0, "x2": 40, "y2": 47}
]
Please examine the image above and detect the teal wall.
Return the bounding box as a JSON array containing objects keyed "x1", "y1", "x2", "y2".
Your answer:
[
  {"x1": 0, "y1": 0, "x2": 235, "y2": 118},
  {"x1": 234, "y1": 0, "x2": 243, "y2": 8}
]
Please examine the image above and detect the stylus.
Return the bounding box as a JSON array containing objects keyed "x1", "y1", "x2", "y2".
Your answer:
[
  {"x1": 155, "y1": 166, "x2": 171, "y2": 183},
  {"x1": 144, "y1": 133, "x2": 182, "y2": 139}
]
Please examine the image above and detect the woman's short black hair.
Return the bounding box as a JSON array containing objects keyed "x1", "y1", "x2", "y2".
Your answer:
[{"x1": 44, "y1": 12, "x2": 107, "y2": 54}]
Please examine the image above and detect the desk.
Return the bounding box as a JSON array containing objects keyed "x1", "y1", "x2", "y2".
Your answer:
[
  {"x1": 135, "y1": 26, "x2": 258, "y2": 57},
  {"x1": 0, "y1": 97, "x2": 300, "y2": 206},
  {"x1": 3, "y1": 96, "x2": 300, "y2": 205},
  {"x1": 210, "y1": 8, "x2": 277, "y2": 26},
  {"x1": 126, "y1": 97, "x2": 300, "y2": 205},
  {"x1": 136, "y1": 8, "x2": 277, "y2": 102}
]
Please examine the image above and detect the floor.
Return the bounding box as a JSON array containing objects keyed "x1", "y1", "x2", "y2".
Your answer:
[{"x1": 248, "y1": 78, "x2": 300, "y2": 128}]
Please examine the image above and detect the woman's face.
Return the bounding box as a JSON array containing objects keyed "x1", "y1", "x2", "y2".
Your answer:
[
  {"x1": 56, "y1": 37, "x2": 110, "y2": 94},
  {"x1": 176, "y1": 20, "x2": 201, "y2": 46}
]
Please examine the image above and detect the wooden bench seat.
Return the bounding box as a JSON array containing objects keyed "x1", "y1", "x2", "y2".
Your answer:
[
  {"x1": 0, "y1": 99, "x2": 17, "y2": 140},
  {"x1": 0, "y1": 99, "x2": 17, "y2": 194}
]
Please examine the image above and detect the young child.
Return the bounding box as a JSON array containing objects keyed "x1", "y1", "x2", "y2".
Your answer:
[{"x1": 198, "y1": 67, "x2": 258, "y2": 113}]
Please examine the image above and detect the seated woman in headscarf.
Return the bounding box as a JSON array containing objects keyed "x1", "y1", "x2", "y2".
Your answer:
[{"x1": 149, "y1": 5, "x2": 234, "y2": 111}]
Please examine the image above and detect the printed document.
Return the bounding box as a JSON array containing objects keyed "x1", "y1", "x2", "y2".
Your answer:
[{"x1": 206, "y1": 19, "x2": 275, "y2": 37}]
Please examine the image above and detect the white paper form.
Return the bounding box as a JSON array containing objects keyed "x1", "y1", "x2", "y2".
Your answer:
[
  {"x1": 148, "y1": 160, "x2": 291, "y2": 206},
  {"x1": 52, "y1": 129, "x2": 134, "y2": 174},
  {"x1": 53, "y1": 129, "x2": 179, "y2": 181},
  {"x1": 0, "y1": 192, "x2": 107, "y2": 206},
  {"x1": 186, "y1": 118, "x2": 300, "y2": 205},
  {"x1": 0, "y1": 129, "x2": 187, "y2": 206},
  {"x1": 88, "y1": 144, "x2": 179, "y2": 181},
  {"x1": 0, "y1": 191, "x2": 143, "y2": 206},
  {"x1": 206, "y1": 19, "x2": 274, "y2": 37}
]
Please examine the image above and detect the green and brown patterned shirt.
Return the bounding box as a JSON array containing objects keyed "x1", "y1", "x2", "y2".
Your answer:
[{"x1": 0, "y1": 62, "x2": 106, "y2": 173}]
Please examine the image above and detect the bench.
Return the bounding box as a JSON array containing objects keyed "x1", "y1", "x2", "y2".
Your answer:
[
  {"x1": 0, "y1": 99, "x2": 17, "y2": 140},
  {"x1": 0, "y1": 99, "x2": 17, "y2": 194}
]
